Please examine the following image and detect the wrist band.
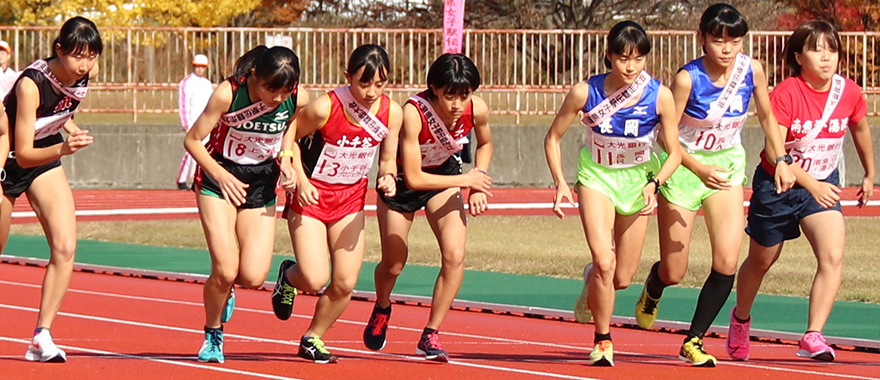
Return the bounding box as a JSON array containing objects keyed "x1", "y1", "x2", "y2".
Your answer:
[
  {"x1": 646, "y1": 178, "x2": 660, "y2": 194},
  {"x1": 0, "y1": 168, "x2": 5, "y2": 182},
  {"x1": 277, "y1": 150, "x2": 294, "y2": 158}
]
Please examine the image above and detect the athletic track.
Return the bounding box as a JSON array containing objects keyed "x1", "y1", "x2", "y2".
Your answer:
[{"x1": 1, "y1": 188, "x2": 878, "y2": 379}]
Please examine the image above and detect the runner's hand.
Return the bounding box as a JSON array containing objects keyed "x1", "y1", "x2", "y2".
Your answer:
[
  {"x1": 377, "y1": 173, "x2": 396, "y2": 198},
  {"x1": 695, "y1": 163, "x2": 732, "y2": 190},
  {"x1": 468, "y1": 190, "x2": 489, "y2": 217},
  {"x1": 552, "y1": 183, "x2": 575, "y2": 219},
  {"x1": 807, "y1": 181, "x2": 841, "y2": 209},
  {"x1": 216, "y1": 169, "x2": 249, "y2": 207},
  {"x1": 465, "y1": 168, "x2": 493, "y2": 195},
  {"x1": 61, "y1": 129, "x2": 94, "y2": 155},
  {"x1": 857, "y1": 176, "x2": 874, "y2": 208},
  {"x1": 278, "y1": 163, "x2": 297, "y2": 192},
  {"x1": 296, "y1": 178, "x2": 319, "y2": 207},
  {"x1": 774, "y1": 163, "x2": 796, "y2": 193},
  {"x1": 640, "y1": 183, "x2": 657, "y2": 215}
]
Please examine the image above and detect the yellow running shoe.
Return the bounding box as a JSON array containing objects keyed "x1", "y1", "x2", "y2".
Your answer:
[
  {"x1": 679, "y1": 336, "x2": 717, "y2": 367},
  {"x1": 589, "y1": 340, "x2": 614, "y2": 366},
  {"x1": 635, "y1": 286, "x2": 660, "y2": 329},
  {"x1": 573, "y1": 263, "x2": 593, "y2": 323}
]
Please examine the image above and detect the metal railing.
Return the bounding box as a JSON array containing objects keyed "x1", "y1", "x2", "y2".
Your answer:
[{"x1": 1, "y1": 26, "x2": 878, "y2": 123}]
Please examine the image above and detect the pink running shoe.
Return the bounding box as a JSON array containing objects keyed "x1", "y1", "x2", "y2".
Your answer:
[
  {"x1": 796, "y1": 331, "x2": 836, "y2": 362},
  {"x1": 726, "y1": 306, "x2": 751, "y2": 361}
]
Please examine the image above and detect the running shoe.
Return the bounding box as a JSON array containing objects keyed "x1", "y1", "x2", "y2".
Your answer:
[
  {"x1": 416, "y1": 331, "x2": 449, "y2": 362},
  {"x1": 271, "y1": 259, "x2": 297, "y2": 320},
  {"x1": 635, "y1": 286, "x2": 661, "y2": 329},
  {"x1": 221, "y1": 288, "x2": 235, "y2": 323},
  {"x1": 24, "y1": 330, "x2": 67, "y2": 363},
  {"x1": 573, "y1": 263, "x2": 593, "y2": 323},
  {"x1": 796, "y1": 331, "x2": 836, "y2": 362},
  {"x1": 298, "y1": 336, "x2": 338, "y2": 364},
  {"x1": 725, "y1": 306, "x2": 751, "y2": 361},
  {"x1": 679, "y1": 336, "x2": 716, "y2": 367},
  {"x1": 197, "y1": 329, "x2": 224, "y2": 364},
  {"x1": 363, "y1": 303, "x2": 391, "y2": 351},
  {"x1": 588, "y1": 340, "x2": 614, "y2": 366}
]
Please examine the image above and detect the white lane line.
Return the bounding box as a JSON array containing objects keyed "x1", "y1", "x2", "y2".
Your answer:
[
  {"x1": 0, "y1": 336, "x2": 306, "y2": 380},
  {"x1": 0, "y1": 303, "x2": 605, "y2": 380}
]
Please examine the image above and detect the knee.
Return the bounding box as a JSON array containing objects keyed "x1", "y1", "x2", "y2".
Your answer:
[
  {"x1": 378, "y1": 260, "x2": 406, "y2": 278},
  {"x1": 713, "y1": 255, "x2": 739, "y2": 276},
  {"x1": 50, "y1": 239, "x2": 77, "y2": 263},
  {"x1": 440, "y1": 249, "x2": 465, "y2": 271},
  {"x1": 660, "y1": 265, "x2": 685, "y2": 286},
  {"x1": 592, "y1": 257, "x2": 616, "y2": 283},
  {"x1": 326, "y1": 277, "x2": 357, "y2": 297},
  {"x1": 818, "y1": 250, "x2": 844, "y2": 272},
  {"x1": 210, "y1": 268, "x2": 238, "y2": 288},
  {"x1": 299, "y1": 273, "x2": 330, "y2": 293},
  {"x1": 236, "y1": 275, "x2": 267, "y2": 289}
]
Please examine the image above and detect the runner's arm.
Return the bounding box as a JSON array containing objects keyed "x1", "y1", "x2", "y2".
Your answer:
[
  {"x1": 543, "y1": 81, "x2": 586, "y2": 218},
  {"x1": 751, "y1": 58, "x2": 795, "y2": 193}
]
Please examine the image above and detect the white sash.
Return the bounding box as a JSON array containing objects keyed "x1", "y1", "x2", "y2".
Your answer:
[
  {"x1": 219, "y1": 101, "x2": 272, "y2": 127},
  {"x1": 581, "y1": 71, "x2": 652, "y2": 127},
  {"x1": 26, "y1": 60, "x2": 88, "y2": 101},
  {"x1": 333, "y1": 86, "x2": 389, "y2": 141},
  {"x1": 680, "y1": 53, "x2": 750, "y2": 128},
  {"x1": 785, "y1": 74, "x2": 845, "y2": 150},
  {"x1": 410, "y1": 95, "x2": 462, "y2": 154}
]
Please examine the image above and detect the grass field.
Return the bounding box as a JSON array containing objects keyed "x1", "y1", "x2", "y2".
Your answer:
[{"x1": 10, "y1": 214, "x2": 880, "y2": 303}]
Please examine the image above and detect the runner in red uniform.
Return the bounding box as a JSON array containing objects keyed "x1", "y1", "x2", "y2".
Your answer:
[
  {"x1": 727, "y1": 20, "x2": 874, "y2": 363},
  {"x1": 271, "y1": 44, "x2": 403, "y2": 364},
  {"x1": 361, "y1": 54, "x2": 492, "y2": 362}
]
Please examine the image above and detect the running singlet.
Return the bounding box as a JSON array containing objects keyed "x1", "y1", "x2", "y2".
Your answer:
[
  {"x1": 678, "y1": 55, "x2": 754, "y2": 152},
  {"x1": 760, "y1": 75, "x2": 866, "y2": 179},
  {"x1": 5, "y1": 59, "x2": 88, "y2": 152},
  {"x1": 206, "y1": 76, "x2": 297, "y2": 165},
  {"x1": 407, "y1": 90, "x2": 474, "y2": 168},
  {"x1": 582, "y1": 72, "x2": 661, "y2": 168},
  {"x1": 299, "y1": 88, "x2": 391, "y2": 185}
]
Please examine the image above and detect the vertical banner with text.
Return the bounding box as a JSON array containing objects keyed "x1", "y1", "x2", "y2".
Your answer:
[{"x1": 443, "y1": 0, "x2": 466, "y2": 54}]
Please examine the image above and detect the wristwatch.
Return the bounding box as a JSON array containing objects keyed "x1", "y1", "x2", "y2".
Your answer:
[{"x1": 775, "y1": 154, "x2": 793, "y2": 165}]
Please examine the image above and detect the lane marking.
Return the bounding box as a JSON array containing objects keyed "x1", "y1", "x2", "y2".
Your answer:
[
  {"x1": 2, "y1": 279, "x2": 878, "y2": 379},
  {"x1": 0, "y1": 336, "x2": 306, "y2": 380}
]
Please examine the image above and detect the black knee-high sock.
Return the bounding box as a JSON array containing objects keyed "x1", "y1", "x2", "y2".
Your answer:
[
  {"x1": 686, "y1": 269, "x2": 734, "y2": 340},
  {"x1": 645, "y1": 261, "x2": 668, "y2": 299}
]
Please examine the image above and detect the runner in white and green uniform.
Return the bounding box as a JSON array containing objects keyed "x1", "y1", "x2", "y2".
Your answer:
[{"x1": 183, "y1": 45, "x2": 309, "y2": 364}]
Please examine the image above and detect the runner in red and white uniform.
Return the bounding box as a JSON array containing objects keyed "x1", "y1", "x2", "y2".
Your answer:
[
  {"x1": 184, "y1": 45, "x2": 308, "y2": 364},
  {"x1": 271, "y1": 44, "x2": 403, "y2": 364},
  {"x1": 0, "y1": 17, "x2": 102, "y2": 364},
  {"x1": 361, "y1": 53, "x2": 493, "y2": 362},
  {"x1": 727, "y1": 20, "x2": 874, "y2": 363}
]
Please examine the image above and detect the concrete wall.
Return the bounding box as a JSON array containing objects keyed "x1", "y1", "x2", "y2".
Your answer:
[{"x1": 63, "y1": 122, "x2": 879, "y2": 189}]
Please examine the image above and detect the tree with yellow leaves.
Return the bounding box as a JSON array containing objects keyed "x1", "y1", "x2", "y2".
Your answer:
[{"x1": 4, "y1": 0, "x2": 261, "y2": 27}]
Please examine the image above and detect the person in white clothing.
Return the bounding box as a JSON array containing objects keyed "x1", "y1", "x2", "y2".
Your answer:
[
  {"x1": 0, "y1": 40, "x2": 20, "y2": 100},
  {"x1": 177, "y1": 53, "x2": 214, "y2": 190}
]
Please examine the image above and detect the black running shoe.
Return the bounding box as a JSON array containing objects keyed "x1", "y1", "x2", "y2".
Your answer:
[
  {"x1": 271, "y1": 259, "x2": 297, "y2": 320},
  {"x1": 363, "y1": 303, "x2": 391, "y2": 350},
  {"x1": 298, "y1": 336, "x2": 338, "y2": 364},
  {"x1": 416, "y1": 331, "x2": 449, "y2": 362}
]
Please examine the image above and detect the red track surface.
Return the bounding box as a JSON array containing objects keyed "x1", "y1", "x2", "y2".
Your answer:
[
  {"x1": 2, "y1": 263, "x2": 878, "y2": 380},
  {"x1": 3, "y1": 188, "x2": 879, "y2": 378}
]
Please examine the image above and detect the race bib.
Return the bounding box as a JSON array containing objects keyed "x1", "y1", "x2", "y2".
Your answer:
[
  {"x1": 791, "y1": 137, "x2": 844, "y2": 179},
  {"x1": 311, "y1": 144, "x2": 377, "y2": 185},
  {"x1": 33, "y1": 112, "x2": 73, "y2": 140},
  {"x1": 588, "y1": 129, "x2": 655, "y2": 168},
  {"x1": 679, "y1": 115, "x2": 746, "y2": 152},
  {"x1": 420, "y1": 135, "x2": 468, "y2": 167},
  {"x1": 221, "y1": 128, "x2": 283, "y2": 164}
]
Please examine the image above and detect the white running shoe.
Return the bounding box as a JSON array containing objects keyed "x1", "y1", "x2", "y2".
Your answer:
[{"x1": 24, "y1": 330, "x2": 67, "y2": 363}]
